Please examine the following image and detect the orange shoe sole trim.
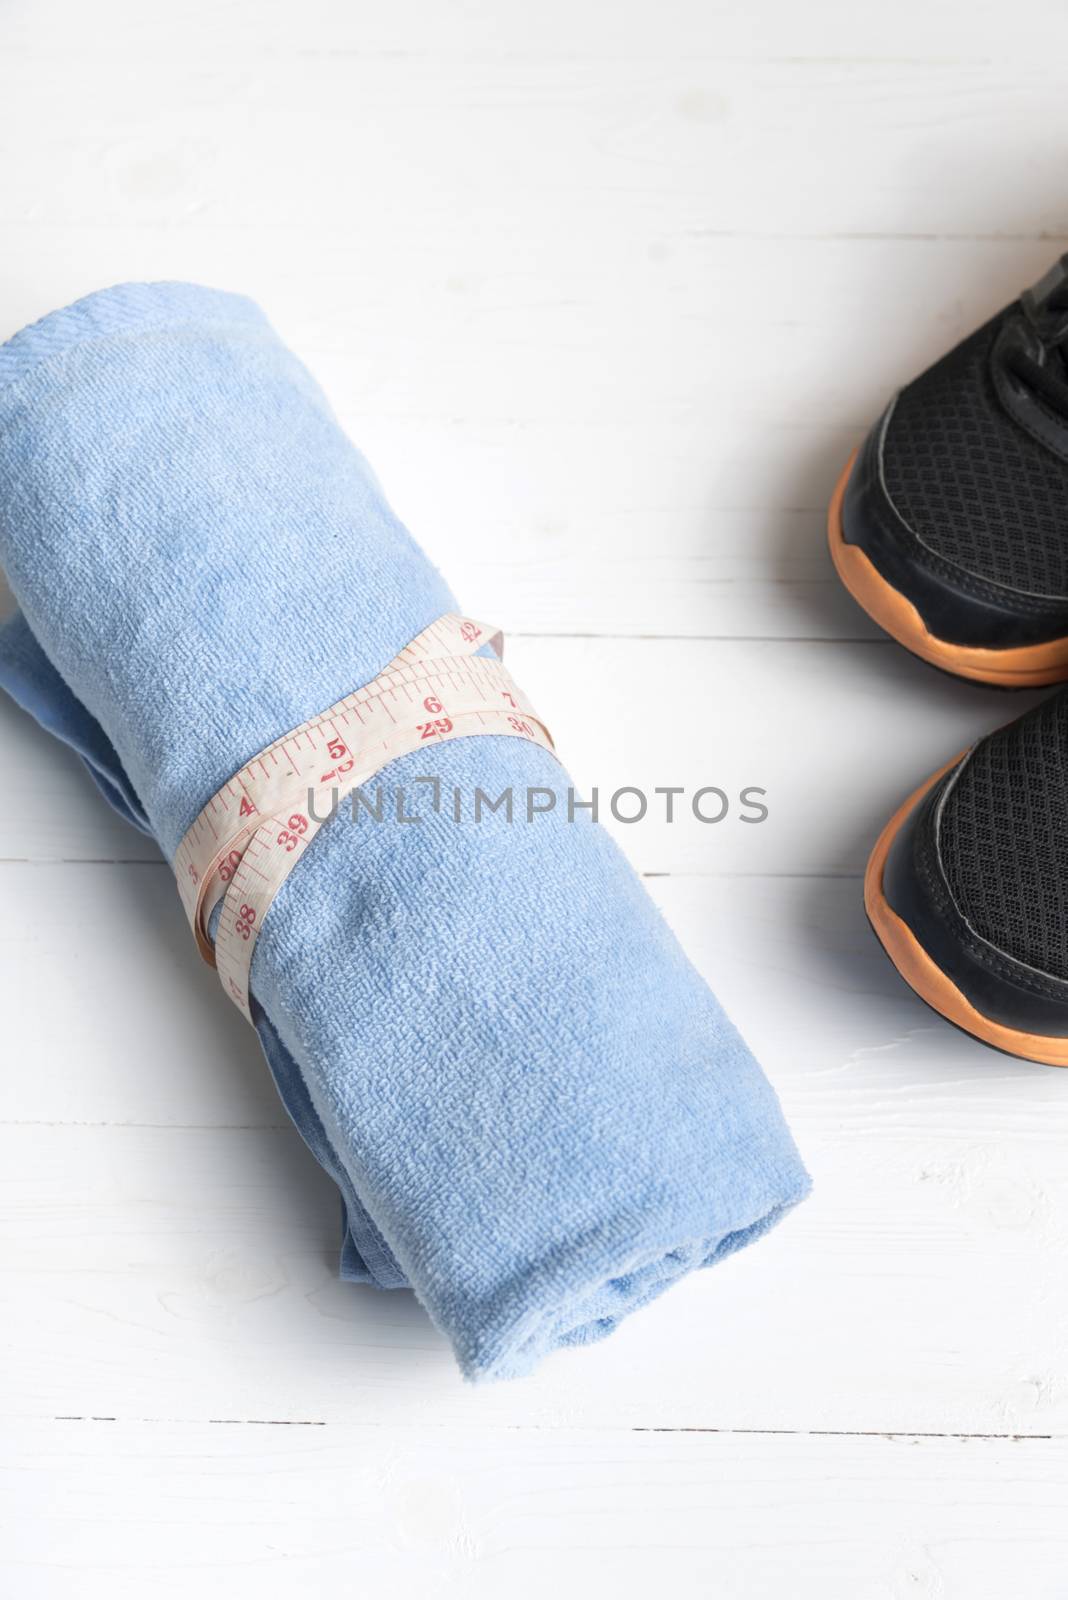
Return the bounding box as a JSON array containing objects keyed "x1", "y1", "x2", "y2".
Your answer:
[
  {"x1": 828, "y1": 451, "x2": 1068, "y2": 688},
  {"x1": 865, "y1": 762, "x2": 1068, "y2": 1067}
]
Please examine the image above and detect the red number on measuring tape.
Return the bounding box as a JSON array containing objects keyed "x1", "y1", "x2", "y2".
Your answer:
[
  {"x1": 423, "y1": 695, "x2": 443, "y2": 713},
  {"x1": 239, "y1": 794, "x2": 256, "y2": 818},
  {"x1": 459, "y1": 621, "x2": 481, "y2": 643},
  {"x1": 418, "y1": 718, "x2": 453, "y2": 740},
  {"x1": 508, "y1": 716, "x2": 535, "y2": 737},
  {"x1": 501, "y1": 691, "x2": 516, "y2": 708},
  {"x1": 236, "y1": 903, "x2": 256, "y2": 940},
  {"x1": 219, "y1": 849, "x2": 242, "y2": 882},
  {"x1": 276, "y1": 811, "x2": 308, "y2": 852},
  {"x1": 320, "y1": 738, "x2": 355, "y2": 783}
]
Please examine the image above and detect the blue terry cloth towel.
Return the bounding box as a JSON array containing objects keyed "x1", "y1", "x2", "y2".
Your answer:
[{"x1": 0, "y1": 283, "x2": 809, "y2": 1380}]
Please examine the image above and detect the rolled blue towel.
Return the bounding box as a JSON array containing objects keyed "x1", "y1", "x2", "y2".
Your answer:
[{"x1": 0, "y1": 283, "x2": 809, "y2": 1380}]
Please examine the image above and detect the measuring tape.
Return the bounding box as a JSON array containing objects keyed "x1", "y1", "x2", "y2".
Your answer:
[{"x1": 173, "y1": 613, "x2": 554, "y2": 1022}]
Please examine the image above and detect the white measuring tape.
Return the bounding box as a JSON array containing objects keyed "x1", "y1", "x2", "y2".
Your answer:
[{"x1": 174, "y1": 613, "x2": 554, "y2": 1022}]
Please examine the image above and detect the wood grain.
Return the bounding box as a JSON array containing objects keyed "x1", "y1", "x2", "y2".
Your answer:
[
  {"x1": 4, "y1": 1422, "x2": 1067, "y2": 1600},
  {"x1": 3, "y1": 0, "x2": 1067, "y2": 1590}
]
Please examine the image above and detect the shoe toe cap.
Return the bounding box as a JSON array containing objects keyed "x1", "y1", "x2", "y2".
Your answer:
[
  {"x1": 842, "y1": 405, "x2": 1068, "y2": 651},
  {"x1": 877, "y1": 741, "x2": 1068, "y2": 1043}
]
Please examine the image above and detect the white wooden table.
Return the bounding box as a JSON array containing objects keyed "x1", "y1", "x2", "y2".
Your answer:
[{"x1": 2, "y1": 3, "x2": 1067, "y2": 1594}]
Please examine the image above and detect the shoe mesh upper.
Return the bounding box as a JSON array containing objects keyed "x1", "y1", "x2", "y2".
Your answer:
[
  {"x1": 883, "y1": 316, "x2": 1068, "y2": 598},
  {"x1": 939, "y1": 692, "x2": 1068, "y2": 978}
]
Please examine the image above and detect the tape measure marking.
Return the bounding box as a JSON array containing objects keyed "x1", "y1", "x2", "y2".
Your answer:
[{"x1": 173, "y1": 613, "x2": 554, "y2": 1021}]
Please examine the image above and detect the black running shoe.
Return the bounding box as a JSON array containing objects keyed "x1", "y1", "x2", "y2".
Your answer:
[
  {"x1": 830, "y1": 256, "x2": 1068, "y2": 687},
  {"x1": 867, "y1": 691, "x2": 1068, "y2": 1064}
]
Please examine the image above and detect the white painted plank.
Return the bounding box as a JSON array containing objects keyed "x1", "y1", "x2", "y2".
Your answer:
[
  {"x1": 2, "y1": 0, "x2": 1066, "y2": 1582},
  {"x1": 5, "y1": 864, "x2": 1065, "y2": 1129},
  {"x1": 0, "y1": 861, "x2": 268, "y2": 1127},
  {"x1": 2, "y1": 869, "x2": 1065, "y2": 1436},
  {"x1": 3, "y1": 1421, "x2": 1066, "y2": 1600},
  {"x1": 0, "y1": 231, "x2": 1054, "y2": 641},
  {"x1": 0, "y1": 635, "x2": 1042, "y2": 872},
  {"x1": 2, "y1": 1117, "x2": 1063, "y2": 1435},
  {"x1": 2, "y1": 54, "x2": 1067, "y2": 241},
  {"x1": 3, "y1": 0, "x2": 1068, "y2": 67},
  {"x1": 3, "y1": 28, "x2": 1068, "y2": 647}
]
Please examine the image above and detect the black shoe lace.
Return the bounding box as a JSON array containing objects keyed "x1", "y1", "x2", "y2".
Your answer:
[{"x1": 1005, "y1": 283, "x2": 1068, "y2": 419}]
